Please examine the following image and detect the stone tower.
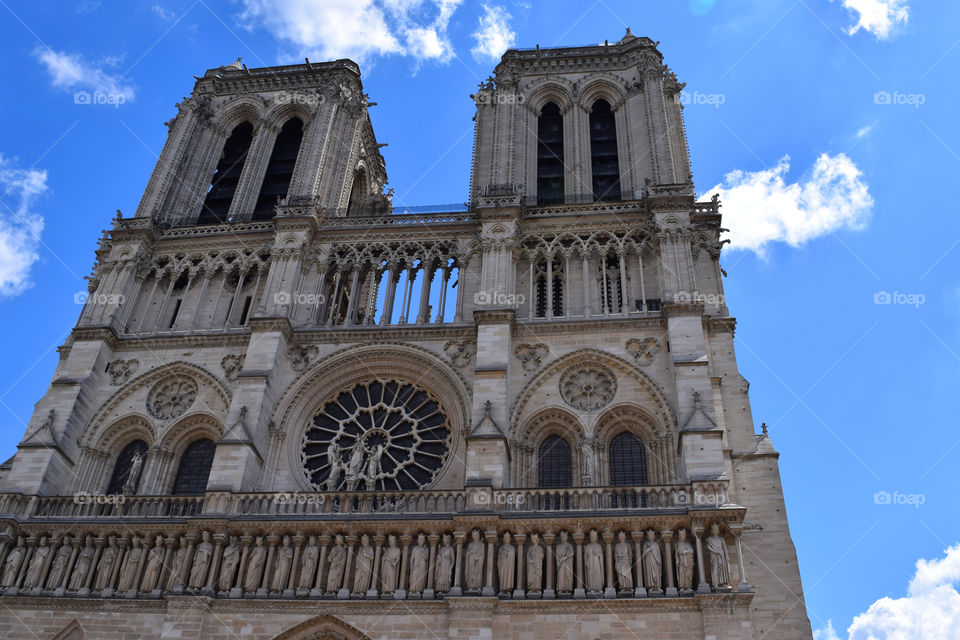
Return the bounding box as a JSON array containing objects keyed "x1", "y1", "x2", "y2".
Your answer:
[{"x1": 0, "y1": 32, "x2": 812, "y2": 640}]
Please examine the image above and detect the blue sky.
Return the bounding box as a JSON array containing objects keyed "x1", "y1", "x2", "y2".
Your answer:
[{"x1": 1, "y1": 0, "x2": 959, "y2": 637}]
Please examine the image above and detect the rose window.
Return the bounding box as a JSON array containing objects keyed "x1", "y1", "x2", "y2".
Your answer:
[
  {"x1": 146, "y1": 377, "x2": 197, "y2": 420},
  {"x1": 559, "y1": 366, "x2": 616, "y2": 411},
  {"x1": 301, "y1": 379, "x2": 452, "y2": 491}
]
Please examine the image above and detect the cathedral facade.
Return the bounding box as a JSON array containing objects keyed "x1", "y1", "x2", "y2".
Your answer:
[{"x1": 0, "y1": 31, "x2": 813, "y2": 640}]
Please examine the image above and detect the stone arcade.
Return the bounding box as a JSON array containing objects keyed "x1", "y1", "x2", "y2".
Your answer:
[{"x1": 0, "y1": 31, "x2": 812, "y2": 640}]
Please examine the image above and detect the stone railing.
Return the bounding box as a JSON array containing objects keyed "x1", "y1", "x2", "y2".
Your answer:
[{"x1": 0, "y1": 481, "x2": 729, "y2": 521}]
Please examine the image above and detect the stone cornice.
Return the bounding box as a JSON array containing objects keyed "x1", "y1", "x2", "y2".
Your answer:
[
  {"x1": 474, "y1": 309, "x2": 516, "y2": 325},
  {"x1": 514, "y1": 316, "x2": 666, "y2": 335}
]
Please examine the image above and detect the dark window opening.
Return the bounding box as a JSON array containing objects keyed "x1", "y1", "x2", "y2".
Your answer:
[
  {"x1": 602, "y1": 254, "x2": 623, "y2": 313},
  {"x1": 239, "y1": 296, "x2": 252, "y2": 325},
  {"x1": 168, "y1": 299, "x2": 183, "y2": 328},
  {"x1": 198, "y1": 122, "x2": 254, "y2": 225},
  {"x1": 534, "y1": 258, "x2": 564, "y2": 318},
  {"x1": 171, "y1": 439, "x2": 216, "y2": 495},
  {"x1": 347, "y1": 169, "x2": 368, "y2": 215},
  {"x1": 536, "y1": 102, "x2": 564, "y2": 205},
  {"x1": 538, "y1": 435, "x2": 573, "y2": 488},
  {"x1": 252, "y1": 117, "x2": 304, "y2": 220},
  {"x1": 589, "y1": 100, "x2": 621, "y2": 202},
  {"x1": 106, "y1": 440, "x2": 148, "y2": 495},
  {"x1": 609, "y1": 432, "x2": 648, "y2": 486}
]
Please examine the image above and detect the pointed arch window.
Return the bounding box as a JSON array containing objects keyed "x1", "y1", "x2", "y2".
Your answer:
[
  {"x1": 199, "y1": 121, "x2": 254, "y2": 225},
  {"x1": 105, "y1": 439, "x2": 148, "y2": 495},
  {"x1": 537, "y1": 102, "x2": 564, "y2": 205},
  {"x1": 347, "y1": 167, "x2": 368, "y2": 215},
  {"x1": 537, "y1": 435, "x2": 573, "y2": 488},
  {"x1": 589, "y1": 99, "x2": 621, "y2": 201},
  {"x1": 534, "y1": 257, "x2": 564, "y2": 318},
  {"x1": 252, "y1": 117, "x2": 304, "y2": 220},
  {"x1": 609, "y1": 432, "x2": 648, "y2": 485},
  {"x1": 171, "y1": 438, "x2": 216, "y2": 495}
]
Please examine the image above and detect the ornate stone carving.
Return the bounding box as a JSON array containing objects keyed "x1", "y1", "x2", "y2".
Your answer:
[
  {"x1": 408, "y1": 533, "x2": 429, "y2": 594},
  {"x1": 675, "y1": 529, "x2": 695, "y2": 593},
  {"x1": 352, "y1": 534, "x2": 374, "y2": 595},
  {"x1": 583, "y1": 529, "x2": 604, "y2": 592},
  {"x1": 497, "y1": 531, "x2": 515, "y2": 594},
  {"x1": 288, "y1": 345, "x2": 319, "y2": 372},
  {"x1": 625, "y1": 337, "x2": 661, "y2": 366},
  {"x1": 1, "y1": 537, "x2": 25, "y2": 588},
  {"x1": 221, "y1": 354, "x2": 245, "y2": 382},
  {"x1": 555, "y1": 531, "x2": 574, "y2": 593},
  {"x1": 302, "y1": 379, "x2": 452, "y2": 492},
  {"x1": 614, "y1": 531, "x2": 633, "y2": 591},
  {"x1": 707, "y1": 524, "x2": 731, "y2": 591},
  {"x1": 68, "y1": 536, "x2": 95, "y2": 591},
  {"x1": 270, "y1": 535, "x2": 293, "y2": 593},
  {"x1": 325, "y1": 534, "x2": 347, "y2": 593},
  {"x1": 94, "y1": 536, "x2": 119, "y2": 590},
  {"x1": 464, "y1": 529, "x2": 485, "y2": 592},
  {"x1": 380, "y1": 534, "x2": 401, "y2": 594},
  {"x1": 106, "y1": 359, "x2": 139, "y2": 385},
  {"x1": 560, "y1": 365, "x2": 616, "y2": 411},
  {"x1": 146, "y1": 376, "x2": 197, "y2": 420},
  {"x1": 443, "y1": 340, "x2": 476, "y2": 368},
  {"x1": 514, "y1": 343, "x2": 549, "y2": 372},
  {"x1": 642, "y1": 530, "x2": 662, "y2": 593},
  {"x1": 219, "y1": 536, "x2": 240, "y2": 593},
  {"x1": 435, "y1": 533, "x2": 455, "y2": 593},
  {"x1": 243, "y1": 536, "x2": 266, "y2": 592},
  {"x1": 140, "y1": 535, "x2": 165, "y2": 592},
  {"x1": 526, "y1": 532, "x2": 543, "y2": 592}
]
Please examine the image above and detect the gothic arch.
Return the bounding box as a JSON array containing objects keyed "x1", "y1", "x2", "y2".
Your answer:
[
  {"x1": 577, "y1": 75, "x2": 628, "y2": 110},
  {"x1": 510, "y1": 348, "x2": 676, "y2": 438},
  {"x1": 80, "y1": 361, "x2": 231, "y2": 450},
  {"x1": 158, "y1": 412, "x2": 224, "y2": 455},
  {"x1": 524, "y1": 78, "x2": 576, "y2": 114},
  {"x1": 262, "y1": 100, "x2": 315, "y2": 130},
  {"x1": 275, "y1": 343, "x2": 471, "y2": 492},
  {"x1": 514, "y1": 407, "x2": 584, "y2": 488},
  {"x1": 594, "y1": 403, "x2": 678, "y2": 484},
  {"x1": 270, "y1": 615, "x2": 372, "y2": 640},
  {"x1": 93, "y1": 414, "x2": 154, "y2": 453},
  {"x1": 211, "y1": 95, "x2": 266, "y2": 133}
]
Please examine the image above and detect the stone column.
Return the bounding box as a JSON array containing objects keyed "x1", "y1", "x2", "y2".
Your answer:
[
  {"x1": 260, "y1": 536, "x2": 279, "y2": 598},
  {"x1": 56, "y1": 538, "x2": 82, "y2": 595},
  {"x1": 286, "y1": 534, "x2": 304, "y2": 598},
  {"x1": 632, "y1": 530, "x2": 645, "y2": 598},
  {"x1": 693, "y1": 526, "x2": 710, "y2": 594},
  {"x1": 79, "y1": 538, "x2": 105, "y2": 597},
  {"x1": 174, "y1": 534, "x2": 196, "y2": 595},
  {"x1": 513, "y1": 533, "x2": 526, "y2": 600},
  {"x1": 732, "y1": 527, "x2": 751, "y2": 592},
  {"x1": 573, "y1": 531, "x2": 585, "y2": 599},
  {"x1": 662, "y1": 530, "x2": 678, "y2": 597},
  {"x1": 424, "y1": 534, "x2": 438, "y2": 600},
  {"x1": 104, "y1": 537, "x2": 127, "y2": 597},
  {"x1": 396, "y1": 534, "x2": 411, "y2": 600},
  {"x1": 543, "y1": 532, "x2": 556, "y2": 600},
  {"x1": 231, "y1": 536, "x2": 252, "y2": 599},
  {"x1": 204, "y1": 534, "x2": 226, "y2": 597},
  {"x1": 602, "y1": 531, "x2": 616, "y2": 598},
  {"x1": 368, "y1": 535, "x2": 383, "y2": 599},
  {"x1": 450, "y1": 532, "x2": 464, "y2": 596},
  {"x1": 338, "y1": 536, "x2": 356, "y2": 600},
  {"x1": 482, "y1": 531, "x2": 496, "y2": 597}
]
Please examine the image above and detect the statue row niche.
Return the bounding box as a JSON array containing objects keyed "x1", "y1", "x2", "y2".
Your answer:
[{"x1": 0, "y1": 524, "x2": 737, "y2": 600}]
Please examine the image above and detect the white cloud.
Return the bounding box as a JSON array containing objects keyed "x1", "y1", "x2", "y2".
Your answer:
[
  {"x1": 237, "y1": 0, "x2": 462, "y2": 66},
  {"x1": 34, "y1": 47, "x2": 135, "y2": 102},
  {"x1": 702, "y1": 153, "x2": 873, "y2": 255},
  {"x1": 856, "y1": 124, "x2": 875, "y2": 139},
  {"x1": 814, "y1": 621, "x2": 842, "y2": 640},
  {"x1": 0, "y1": 155, "x2": 48, "y2": 297},
  {"x1": 813, "y1": 544, "x2": 960, "y2": 640},
  {"x1": 470, "y1": 4, "x2": 516, "y2": 62},
  {"x1": 834, "y1": 0, "x2": 909, "y2": 39}
]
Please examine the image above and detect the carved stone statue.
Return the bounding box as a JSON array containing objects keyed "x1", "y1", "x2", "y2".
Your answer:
[
  {"x1": 23, "y1": 536, "x2": 51, "y2": 590},
  {"x1": 408, "y1": 533, "x2": 428, "y2": 594},
  {"x1": 324, "y1": 441, "x2": 342, "y2": 491},
  {"x1": 1, "y1": 537, "x2": 25, "y2": 588},
  {"x1": 365, "y1": 444, "x2": 384, "y2": 488},
  {"x1": 117, "y1": 536, "x2": 142, "y2": 592},
  {"x1": 435, "y1": 533, "x2": 454, "y2": 593},
  {"x1": 345, "y1": 444, "x2": 365, "y2": 486},
  {"x1": 244, "y1": 536, "x2": 266, "y2": 592},
  {"x1": 580, "y1": 440, "x2": 595, "y2": 481},
  {"x1": 140, "y1": 535, "x2": 165, "y2": 591},
  {"x1": 555, "y1": 531, "x2": 574, "y2": 593},
  {"x1": 614, "y1": 531, "x2": 633, "y2": 591},
  {"x1": 326, "y1": 534, "x2": 347, "y2": 593},
  {"x1": 45, "y1": 535, "x2": 73, "y2": 589},
  {"x1": 68, "y1": 536, "x2": 95, "y2": 591},
  {"x1": 166, "y1": 535, "x2": 188, "y2": 591},
  {"x1": 271, "y1": 535, "x2": 293, "y2": 593},
  {"x1": 583, "y1": 530, "x2": 604, "y2": 592},
  {"x1": 381, "y1": 534, "x2": 401, "y2": 594},
  {"x1": 497, "y1": 531, "x2": 515, "y2": 594},
  {"x1": 298, "y1": 535, "x2": 319, "y2": 592},
  {"x1": 219, "y1": 536, "x2": 240, "y2": 593},
  {"x1": 675, "y1": 529, "x2": 695, "y2": 592},
  {"x1": 464, "y1": 529, "x2": 485, "y2": 591},
  {"x1": 642, "y1": 529, "x2": 662, "y2": 592},
  {"x1": 122, "y1": 450, "x2": 143, "y2": 495},
  {"x1": 353, "y1": 534, "x2": 374, "y2": 594},
  {"x1": 706, "y1": 524, "x2": 731, "y2": 590},
  {"x1": 94, "y1": 536, "x2": 119, "y2": 590},
  {"x1": 526, "y1": 533, "x2": 544, "y2": 592},
  {"x1": 188, "y1": 531, "x2": 213, "y2": 590}
]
